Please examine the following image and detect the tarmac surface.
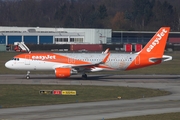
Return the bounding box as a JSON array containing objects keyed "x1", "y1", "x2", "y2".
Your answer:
[{"x1": 0, "y1": 74, "x2": 180, "y2": 120}]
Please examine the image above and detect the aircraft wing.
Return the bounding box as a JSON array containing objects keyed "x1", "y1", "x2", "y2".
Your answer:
[
  {"x1": 52, "y1": 52, "x2": 110, "y2": 72},
  {"x1": 71, "y1": 52, "x2": 110, "y2": 68}
]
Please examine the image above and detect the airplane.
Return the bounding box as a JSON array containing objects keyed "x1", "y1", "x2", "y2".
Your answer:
[{"x1": 5, "y1": 27, "x2": 172, "y2": 79}]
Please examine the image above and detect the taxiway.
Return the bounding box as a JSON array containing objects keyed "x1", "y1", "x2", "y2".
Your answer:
[{"x1": 0, "y1": 74, "x2": 180, "y2": 120}]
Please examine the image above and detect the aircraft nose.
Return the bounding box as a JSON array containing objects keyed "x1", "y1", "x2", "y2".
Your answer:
[{"x1": 5, "y1": 61, "x2": 12, "y2": 69}]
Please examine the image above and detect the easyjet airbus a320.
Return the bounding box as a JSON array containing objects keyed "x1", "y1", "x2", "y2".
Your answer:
[{"x1": 5, "y1": 27, "x2": 172, "y2": 79}]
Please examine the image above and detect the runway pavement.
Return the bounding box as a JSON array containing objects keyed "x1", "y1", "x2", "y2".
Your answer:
[{"x1": 0, "y1": 74, "x2": 180, "y2": 120}]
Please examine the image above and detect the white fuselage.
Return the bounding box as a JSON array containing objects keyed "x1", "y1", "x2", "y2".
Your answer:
[{"x1": 5, "y1": 53, "x2": 137, "y2": 72}]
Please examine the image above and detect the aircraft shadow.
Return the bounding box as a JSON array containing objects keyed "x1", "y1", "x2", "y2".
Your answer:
[{"x1": 16, "y1": 74, "x2": 180, "y2": 81}]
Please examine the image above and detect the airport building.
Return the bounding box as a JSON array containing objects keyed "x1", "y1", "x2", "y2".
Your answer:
[
  {"x1": 0, "y1": 26, "x2": 180, "y2": 51},
  {"x1": 0, "y1": 26, "x2": 111, "y2": 45},
  {"x1": 1, "y1": 26, "x2": 180, "y2": 45},
  {"x1": 111, "y1": 30, "x2": 180, "y2": 44}
]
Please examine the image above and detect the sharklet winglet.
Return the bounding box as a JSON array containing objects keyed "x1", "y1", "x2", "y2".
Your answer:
[{"x1": 100, "y1": 52, "x2": 110, "y2": 64}]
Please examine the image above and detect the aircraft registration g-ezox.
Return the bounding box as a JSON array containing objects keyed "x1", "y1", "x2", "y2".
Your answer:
[{"x1": 5, "y1": 27, "x2": 172, "y2": 79}]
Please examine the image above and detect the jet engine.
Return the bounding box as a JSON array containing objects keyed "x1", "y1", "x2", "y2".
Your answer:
[
  {"x1": 55, "y1": 68, "x2": 77, "y2": 78},
  {"x1": 55, "y1": 68, "x2": 71, "y2": 78}
]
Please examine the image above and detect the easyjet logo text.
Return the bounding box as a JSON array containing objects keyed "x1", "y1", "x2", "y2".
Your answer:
[
  {"x1": 146, "y1": 28, "x2": 167, "y2": 52},
  {"x1": 32, "y1": 55, "x2": 56, "y2": 60}
]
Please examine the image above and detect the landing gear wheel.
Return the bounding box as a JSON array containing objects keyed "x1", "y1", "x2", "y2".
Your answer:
[
  {"x1": 82, "y1": 74, "x2": 87, "y2": 79},
  {"x1": 26, "y1": 71, "x2": 30, "y2": 79},
  {"x1": 26, "y1": 75, "x2": 30, "y2": 79}
]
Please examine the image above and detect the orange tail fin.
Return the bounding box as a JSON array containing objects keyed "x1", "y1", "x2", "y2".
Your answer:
[
  {"x1": 126, "y1": 27, "x2": 170, "y2": 70},
  {"x1": 139, "y1": 27, "x2": 170, "y2": 57}
]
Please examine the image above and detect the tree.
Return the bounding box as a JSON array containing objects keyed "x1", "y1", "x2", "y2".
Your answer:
[
  {"x1": 0, "y1": 0, "x2": 179, "y2": 30},
  {"x1": 131, "y1": 0, "x2": 153, "y2": 30},
  {"x1": 150, "y1": 0, "x2": 179, "y2": 30},
  {"x1": 111, "y1": 12, "x2": 131, "y2": 30},
  {"x1": 98, "y1": 4, "x2": 108, "y2": 19}
]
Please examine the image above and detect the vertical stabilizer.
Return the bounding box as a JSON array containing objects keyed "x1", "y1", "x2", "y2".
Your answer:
[
  {"x1": 126, "y1": 27, "x2": 170, "y2": 70},
  {"x1": 139, "y1": 27, "x2": 170, "y2": 57}
]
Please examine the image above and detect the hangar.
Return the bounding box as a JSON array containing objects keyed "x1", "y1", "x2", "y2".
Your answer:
[
  {"x1": 111, "y1": 30, "x2": 180, "y2": 44},
  {"x1": 0, "y1": 26, "x2": 180, "y2": 50},
  {"x1": 0, "y1": 26, "x2": 112, "y2": 45}
]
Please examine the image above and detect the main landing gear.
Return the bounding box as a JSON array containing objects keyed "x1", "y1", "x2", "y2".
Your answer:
[
  {"x1": 26, "y1": 71, "x2": 30, "y2": 79},
  {"x1": 82, "y1": 73, "x2": 87, "y2": 79}
]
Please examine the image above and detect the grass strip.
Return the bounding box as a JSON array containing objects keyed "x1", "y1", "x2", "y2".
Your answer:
[
  {"x1": 0, "y1": 84, "x2": 170, "y2": 108},
  {"x1": 108, "y1": 112, "x2": 180, "y2": 120}
]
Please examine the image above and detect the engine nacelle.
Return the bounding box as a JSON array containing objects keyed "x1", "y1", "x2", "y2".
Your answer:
[{"x1": 55, "y1": 68, "x2": 71, "y2": 78}]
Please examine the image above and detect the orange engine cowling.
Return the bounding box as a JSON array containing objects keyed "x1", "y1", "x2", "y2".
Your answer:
[{"x1": 55, "y1": 68, "x2": 71, "y2": 78}]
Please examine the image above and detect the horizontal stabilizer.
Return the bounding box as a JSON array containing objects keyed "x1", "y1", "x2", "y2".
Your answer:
[{"x1": 149, "y1": 55, "x2": 172, "y2": 62}]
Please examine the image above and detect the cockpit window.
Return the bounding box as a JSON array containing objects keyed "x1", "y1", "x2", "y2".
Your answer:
[{"x1": 12, "y1": 58, "x2": 19, "y2": 61}]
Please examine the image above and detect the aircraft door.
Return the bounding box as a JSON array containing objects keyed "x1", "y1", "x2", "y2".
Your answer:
[
  {"x1": 68, "y1": 58, "x2": 75, "y2": 64},
  {"x1": 25, "y1": 55, "x2": 30, "y2": 65},
  {"x1": 135, "y1": 56, "x2": 140, "y2": 65}
]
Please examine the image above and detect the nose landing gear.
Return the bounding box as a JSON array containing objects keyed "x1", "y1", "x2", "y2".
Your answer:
[{"x1": 26, "y1": 71, "x2": 30, "y2": 79}]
